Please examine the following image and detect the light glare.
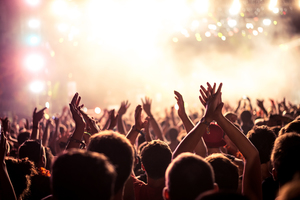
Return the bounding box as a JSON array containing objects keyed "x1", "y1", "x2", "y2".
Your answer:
[
  {"x1": 26, "y1": 54, "x2": 44, "y2": 71},
  {"x1": 263, "y1": 19, "x2": 272, "y2": 26},
  {"x1": 228, "y1": 19, "x2": 237, "y2": 28},
  {"x1": 28, "y1": 19, "x2": 40, "y2": 28},
  {"x1": 229, "y1": 0, "x2": 241, "y2": 15},
  {"x1": 30, "y1": 81, "x2": 44, "y2": 93},
  {"x1": 95, "y1": 107, "x2": 101, "y2": 114}
]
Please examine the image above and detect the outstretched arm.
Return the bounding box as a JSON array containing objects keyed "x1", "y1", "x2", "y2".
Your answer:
[
  {"x1": 202, "y1": 83, "x2": 262, "y2": 200},
  {"x1": 0, "y1": 118, "x2": 17, "y2": 200},
  {"x1": 117, "y1": 101, "x2": 130, "y2": 135},
  {"x1": 31, "y1": 107, "x2": 47, "y2": 140},
  {"x1": 142, "y1": 97, "x2": 164, "y2": 141}
]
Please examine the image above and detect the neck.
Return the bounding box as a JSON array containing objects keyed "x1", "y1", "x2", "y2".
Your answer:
[{"x1": 147, "y1": 177, "x2": 165, "y2": 188}]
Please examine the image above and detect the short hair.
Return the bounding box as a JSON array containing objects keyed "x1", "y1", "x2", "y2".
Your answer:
[
  {"x1": 240, "y1": 110, "x2": 252, "y2": 123},
  {"x1": 247, "y1": 125, "x2": 277, "y2": 164},
  {"x1": 17, "y1": 131, "x2": 30, "y2": 145},
  {"x1": 18, "y1": 140, "x2": 44, "y2": 167},
  {"x1": 88, "y1": 130, "x2": 134, "y2": 194},
  {"x1": 271, "y1": 132, "x2": 300, "y2": 186},
  {"x1": 5, "y1": 157, "x2": 37, "y2": 199},
  {"x1": 278, "y1": 120, "x2": 300, "y2": 136},
  {"x1": 51, "y1": 149, "x2": 116, "y2": 200},
  {"x1": 205, "y1": 153, "x2": 239, "y2": 191},
  {"x1": 165, "y1": 153, "x2": 215, "y2": 200},
  {"x1": 141, "y1": 140, "x2": 172, "y2": 179},
  {"x1": 167, "y1": 128, "x2": 179, "y2": 141}
]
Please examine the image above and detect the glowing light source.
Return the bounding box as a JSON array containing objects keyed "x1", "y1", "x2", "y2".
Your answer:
[
  {"x1": 29, "y1": 35, "x2": 40, "y2": 45},
  {"x1": 208, "y1": 24, "x2": 217, "y2": 30},
  {"x1": 263, "y1": 19, "x2": 272, "y2": 26},
  {"x1": 95, "y1": 107, "x2": 101, "y2": 114},
  {"x1": 191, "y1": 20, "x2": 199, "y2": 30},
  {"x1": 205, "y1": 31, "x2": 211, "y2": 37},
  {"x1": 52, "y1": 0, "x2": 68, "y2": 16},
  {"x1": 58, "y1": 23, "x2": 68, "y2": 32},
  {"x1": 229, "y1": 0, "x2": 241, "y2": 15},
  {"x1": 272, "y1": 7, "x2": 279, "y2": 13},
  {"x1": 258, "y1": 27, "x2": 263, "y2": 32},
  {"x1": 172, "y1": 37, "x2": 178, "y2": 43},
  {"x1": 268, "y1": 0, "x2": 278, "y2": 10},
  {"x1": 217, "y1": 22, "x2": 222, "y2": 26},
  {"x1": 45, "y1": 102, "x2": 50, "y2": 108},
  {"x1": 26, "y1": 0, "x2": 40, "y2": 6},
  {"x1": 28, "y1": 19, "x2": 40, "y2": 28},
  {"x1": 181, "y1": 29, "x2": 190, "y2": 37},
  {"x1": 30, "y1": 81, "x2": 44, "y2": 93},
  {"x1": 253, "y1": 30, "x2": 258, "y2": 36},
  {"x1": 221, "y1": 36, "x2": 226, "y2": 41},
  {"x1": 25, "y1": 54, "x2": 44, "y2": 71},
  {"x1": 174, "y1": 104, "x2": 179, "y2": 110},
  {"x1": 83, "y1": 107, "x2": 88, "y2": 113},
  {"x1": 194, "y1": 0, "x2": 209, "y2": 14},
  {"x1": 228, "y1": 19, "x2": 237, "y2": 28},
  {"x1": 195, "y1": 33, "x2": 202, "y2": 41},
  {"x1": 273, "y1": 21, "x2": 277, "y2": 25},
  {"x1": 246, "y1": 23, "x2": 254, "y2": 29}
]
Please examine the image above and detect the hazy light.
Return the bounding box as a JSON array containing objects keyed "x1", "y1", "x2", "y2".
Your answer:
[
  {"x1": 28, "y1": 19, "x2": 40, "y2": 28},
  {"x1": 217, "y1": 22, "x2": 222, "y2": 26},
  {"x1": 191, "y1": 20, "x2": 199, "y2": 30},
  {"x1": 50, "y1": 51, "x2": 55, "y2": 57},
  {"x1": 95, "y1": 107, "x2": 101, "y2": 114},
  {"x1": 26, "y1": 54, "x2": 44, "y2": 71},
  {"x1": 83, "y1": 107, "x2": 88, "y2": 112},
  {"x1": 269, "y1": 0, "x2": 278, "y2": 10},
  {"x1": 208, "y1": 24, "x2": 217, "y2": 30},
  {"x1": 45, "y1": 102, "x2": 50, "y2": 108},
  {"x1": 181, "y1": 29, "x2": 189, "y2": 37},
  {"x1": 246, "y1": 23, "x2": 254, "y2": 29},
  {"x1": 58, "y1": 23, "x2": 68, "y2": 32},
  {"x1": 194, "y1": 0, "x2": 209, "y2": 14},
  {"x1": 175, "y1": 103, "x2": 179, "y2": 110},
  {"x1": 195, "y1": 33, "x2": 202, "y2": 41},
  {"x1": 274, "y1": 21, "x2": 278, "y2": 25},
  {"x1": 205, "y1": 31, "x2": 211, "y2": 37},
  {"x1": 173, "y1": 37, "x2": 178, "y2": 42},
  {"x1": 29, "y1": 35, "x2": 40, "y2": 45},
  {"x1": 229, "y1": 0, "x2": 241, "y2": 15},
  {"x1": 26, "y1": 0, "x2": 40, "y2": 6},
  {"x1": 59, "y1": 38, "x2": 64, "y2": 43},
  {"x1": 272, "y1": 7, "x2": 279, "y2": 13},
  {"x1": 263, "y1": 19, "x2": 272, "y2": 26},
  {"x1": 30, "y1": 81, "x2": 44, "y2": 93},
  {"x1": 228, "y1": 19, "x2": 237, "y2": 28},
  {"x1": 221, "y1": 36, "x2": 226, "y2": 41},
  {"x1": 253, "y1": 30, "x2": 258, "y2": 36},
  {"x1": 258, "y1": 27, "x2": 263, "y2": 32},
  {"x1": 52, "y1": 0, "x2": 68, "y2": 16},
  {"x1": 218, "y1": 32, "x2": 223, "y2": 37}
]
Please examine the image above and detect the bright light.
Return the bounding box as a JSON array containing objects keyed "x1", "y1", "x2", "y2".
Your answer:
[
  {"x1": 246, "y1": 23, "x2": 254, "y2": 29},
  {"x1": 52, "y1": 0, "x2": 68, "y2": 16},
  {"x1": 221, "y1": 36, "x2": 226, "y2": 41},
  {"x1": 95, "y1": 107, "x2": 101, "y2": 114},
  {"x1": 208, "y1": 24, "x2": 217, "y2": 30},
  {"x1": 30, "y1": 81, "x2": 44, "y2": 93},
  {"x1": 195, "y1": 33, "x2": 202, "y2": 41},
  {"x1": 263, "y1": 19, "x2": 272, "y2": 26},
  {"x1": 83, "y1": 107, "x2": 88, "y2": 112},
  {"x1": 258, "y1": 27, "x2": 263, "y2": 32},
  {"x1": 229, "y1": 0, "x2": 241, "y2": 15},
  {"x1": 191, "y1": 20, "x2": 199, "y2": 30},
  {"x1": 272, "y1": 7, "x2": 279, "y2": 13},
  {"x1": 28, "y1": 19, "x2": 40, "y2": 28},
  {"x1": 181, "y1": 29, "x2": 189, "y2": 37},
  {"x1": 253, "y1": 30, "x2": 258, "y2": 36},
  {"x1": 25, "y1": 54, "x2": 44, "y2": 71},
  {"x1": 194, "y1": 0, "x2": 209, "y2": 14},
  {"x1": 228, "y1": 19, "x2": 237, "y2": 28},
  {"x1": 173, "y1": 37, "x2": 178, "y2": 43},
  {"x1": 26, "y1": 0, "x2": 40, "y2": 6},
  {"x1": 29, "y1": 36, "x2": 40, "y2": 45},
  {"x1": 269, "y1": 0, "x2": 278, "y2": 10},
  {"x1": 217, "y1": 22, "x2": 222, "y2": 26},
  {"x1": 175, "y1": 104, "x2": 179, "y2": 110},
  {"x1": 45, "y1": 102, "x2": 50, "y2": 108},
  {"x1": 58, "y1": 23, "x2": 68, "y2": 32},
  {"x1": 205, "y1": 31, "x2": 211, "y2": 37}
]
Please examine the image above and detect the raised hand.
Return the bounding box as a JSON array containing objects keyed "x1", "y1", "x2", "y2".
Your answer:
[
  {"x1": 174, "y1": 91, "x2": 186, "y2": 117},
  {"x1": 141, "y1": 97, "x2": 152, "y2": 116},
  {"x1": 108, "y1": 109, "x2": 118, "y2": 130},
  {"x1": 33, "y1": 107, "x2": 47, "y2": 125},
  {"x1": 79, "y1": 109, "x2": 100, "y2": 134},
  {"x1": 70, "y1": 92, "x2": 84, "y2": 110},
  {"x1": 69, "y1": 103, "x2": 85, "y2": 128},
  {"x1": 134, "y1": 105, "x2": 147, "y2": 130},
  {"x1": 118, "y1": 101, "x2": 130, "y2": 116}
]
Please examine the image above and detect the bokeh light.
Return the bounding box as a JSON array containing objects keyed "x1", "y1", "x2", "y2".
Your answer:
[
  {"x1": 25, "y1": 54, "x2": 44, "y2": 71},
  {"x1": 29, "y1": 81, "x2": 44, "y2": 93}
]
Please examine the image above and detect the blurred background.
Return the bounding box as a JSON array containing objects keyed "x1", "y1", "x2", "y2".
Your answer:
[{"x1": 1, "y1": 0, "x2": 300, "y2": 118}]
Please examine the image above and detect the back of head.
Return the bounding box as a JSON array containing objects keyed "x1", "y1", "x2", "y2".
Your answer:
[
  {"x1": 278, "y1": 120, "x2": 300, "y2": 136},
  {"x1": 271, "y1": 132, "x2": 300, "y2": 186},
  {"x1": 240, "y1": 110, "x2": 252, "y2": 123},
  {"x1": 167, "y1": 128, "x2": 179, "y2": 141},
  {"x1": 205, "y1": 153, "x2": 239, "y2": 192},
  {"x1": 88, "y1": 130, "x2": 134, "y2": 194},
  {"x1": 52, "y1": 149, "x2": 116, "y2": 200},
  {"x1": 196, "y1": 190, "x2": 249, "y2": 200},
  {"x1": 18, "y1": 140, "x2": 44, "y2": 167},
  {"x1": 247, "y1": 125, "x2": 277, "y2": 164},
  {"x1": 141, "y1": 140, "x2": 172, "y2": 179},
  {"x1": 165, "y1": 153, "x2": 215, "y2": 200},
  {"x1": 17, "y1": 131, "x2": 30, "y2": 146}
]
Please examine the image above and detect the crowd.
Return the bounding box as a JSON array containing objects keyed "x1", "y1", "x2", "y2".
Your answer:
[{"x1": 1, "y1": 82, "x2": 300, "y2": 200}]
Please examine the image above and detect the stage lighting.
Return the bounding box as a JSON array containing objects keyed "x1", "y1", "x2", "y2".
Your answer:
[
  {"x1": 221, "y1": 36, "x2": 226, "y2": 41},
  {"x1": 268, "y1": 0, "x2": 277, "y2": 10},
  {"x1": 258, "y1": 27, "x2": 263, "y2": 32},
  {"x1": 272, "y1": 7, "x2": 279, "y2": 13},
  {"x1": 28, "y1": 35, "x2": 40, "y2": 45},
  {"x1": 45, "y1": 102, "x2": 50, "y2": 108},
  {"x1": 229, "y1": 0, "x2": 241, "y2": 15},
  {"x1": 29, "y1": 81, "x2": 44, "y2": 93},
  {"x1": 228, "y1": 19, "x2": 237, "y2": 28},
  {"x1": 246, "y1": 23, "x2": 254, "y2": 29},
  {"x1": 52, "y1": 0, "x2": 68, "y2": 16},
  {"x1": 205, "y1": 31, "x2": 211, "y2": 37},
  {"x1": 263, "y1": 19, "x2": 272, "y2": 26},
  {"x1": 208, "y1": 24, "x2": 217, "y2": 30},
  {"x1": 26, "y1": 0, "x2": 40, "y2": 6},
  {"x1": 194, "y1": 0, "x2": 209, "y2": 14},
  {"x1": 95, "y1": 107, "x2": 101, "y2": 114},
  {"x1": 253, "y1": 30, "x2": 258, "y2": 36},
  {"x1": 25, "y1": 54, "x2": 44, "y2": 71},
  {"x1": 28, "y1": 19, "x2": 40, "y2": 29}
]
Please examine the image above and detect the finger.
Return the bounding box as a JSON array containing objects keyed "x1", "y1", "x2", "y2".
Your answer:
[
  {"x1": 200, "y1": 89, "x2": 207, "y2": 101},
  {"x1": 71, "y1": 93, "x2": 78, "y2": 105},
  {"x1": 76, "y1": 96, "x2": 81, "y2": 107},
  {"x1": 212, "y1": 83, "x2": 216, "y2": 94},
  {"x1": 216, "y1": 83, "x2": 223, "y2": 94},
  {"x1": 200, "y1": 85, "x2": 208, "y2": 95},
  {"x1": 33, "y1": 107, "x2": 37, "y2": 114},
  {"x1": 141, "y1": 98, "x2": 145, "y2": 104},
  {"x1": 199, "y1": 96, "x2": 206, "y2": 107}
]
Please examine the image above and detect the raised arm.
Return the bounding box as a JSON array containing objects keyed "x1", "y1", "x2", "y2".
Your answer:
[
  {"x1": 202, "y1": 83, "x2": 262, "y2": 200},
  {"x1": 0, "y1": 118, "x2": 17, "y2": 200},
  {"x1": 174, "y1": 91, "x2": 194, "y2": 132},
  {"x1": 79, "y1": 109, "x2": 101, "y2": 135},
  {"x1": 117, "y1": 101, "x2": 131, "y2": 135},
  {"x1": 42, "y1": 119, "x2": 51, "y2": 147},
  {"x1": 142, "y1": 97, "x2": 164, "y2": 141},
  {"x1": 31, "y1": 107, "x2": 47, "y2": 140},
  {"x1": 66, "y1": 93, "x2": 86, "y2": 150}
]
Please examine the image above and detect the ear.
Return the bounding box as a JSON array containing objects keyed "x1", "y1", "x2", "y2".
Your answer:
[
  {"x1": 213, "y1": 183, "x2": 219, "y2": 192},
  {"x1": 272, "y1": 168, "x2": 277, "y2": 181},
  {"x1": 163, "y1": 187, "x2": 170, "y2": 200}
]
